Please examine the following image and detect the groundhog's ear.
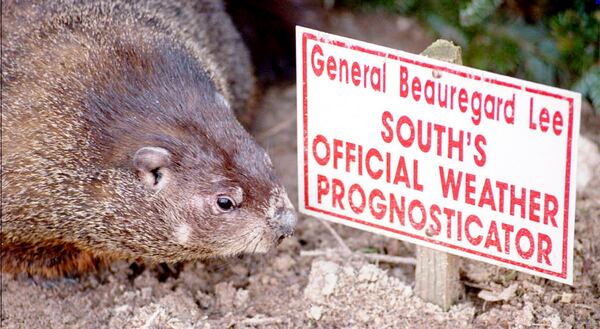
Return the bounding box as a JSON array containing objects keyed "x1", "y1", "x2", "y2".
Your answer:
[{"x1": 133, "y1": 147, "x2": 171, "y2": 191}]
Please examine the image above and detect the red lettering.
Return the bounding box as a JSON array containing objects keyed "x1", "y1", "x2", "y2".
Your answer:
[
  {"x1": 311, "y1": 44, "x2": 324, "y2": 76},
  {"x1": 369, "y1": 189, "x2": 386, "y2": 220},
  {"x1": 510, "y1": 185, "x2": 526, "y2": 219},
  {"x1": 381, "y1": 111, "x2": 394, "y2": 143},
  {"x1": 326, "y1": 56, "x2": 336, "y2": 80},
  {"x1": 433, "y1": 124, "x2": 445, "y2": 156},
  {"x1": 312, "y1": 135, "x2": 330, "y2": 166},
  {"x1": 366, "y1": 149, "x2": 383, "y2": 179},
  {"x1": 496, "y1": 181, "x2": 508, "y2": 213},
  {"x1": 316, "y1": 174, "x2": 329, "y2": 204},
  {"x1": 393, "y1": 157, "x2": 410, "y2": 187},
  {"x1": 331, "y1": 178, "x2": 345, "y2": 210},
  {"x1": 348, "y1": 184, "x2": 366, "y2": 213},
  {"x1": 465, "y1": 215, "x2": 483, "y2": 245},
  {"x1": 333, "y1": 139, "x2": 343, "y2": 170},
  {"x1": 473, "y1": 134, "x2": 487, "y2": 167},
  {"x1": 345, "y1": 142, "x2": 356, "y2": 173},
  {"x1": 537, "y1": 233, "x2": 552, "y2": 265},
  {"x1": 411, "y1": 77, "x2": 421, "y2": 101},
  {"x1": 483, "y1": 221, "x2": 501, "y2": 252},
  {"x1": 389, "y1": 194, "x2": 405, "y2": 226},
  {"x1": 396, "y1": 116, "x2": 415, "y2": 148},
  {"x1": 429, "y1": 204, "x2": 442, "y2": 236},
  {"x1": 447, "y1": 127, "x2": 464, "y2": 161},
  {"x1": 399, "y1": 66, "x2": 408, "y2": 97},
  {"x1": 351, "y1": 62, "x2": 361, "y2": 86},
  {"x1": 408, "y1": 200, "x2": 426, "y2": 230},
  {"x1": 501, "y1": 223, "x2": 514, "y2": 254},
  {"x1": 516, "y1": 228, "x2": 534, "y2": 260},
  {"x1": 553, "y1": 111, "x2": 563, "y2": 135},
  {"x1": 465, "y1": 173, "x2": 476, "y2": 205},
  {"x1": 458, "y1": 88, "x2": 468, "y2": 112},
  {"x1": 539, "y1": 108, "x2": 550, "y2": 132},
  {"x1": 478, "y1": 178, "x2": 496, "y2": 210},
  {"x1": 529, "y1": 189, "x2": 541, "y2": 222},
  {"x1": 439, "y1": 167, "x2": 462, "y2": 201},
  {"x1": 544, "y1": 194, "x2": 558, "y2": 227}
]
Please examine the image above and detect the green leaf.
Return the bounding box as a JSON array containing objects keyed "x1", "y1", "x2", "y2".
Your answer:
[
  {"x1": 574, "y1": 65, "x2": 600, "y2": 114},
  {"x1": 359, "y1": 247, "x2": 380, "y2": 254},
  {"x1": 460, "y1": 0, "x2": 503, "y2": 27},
  {"x1": 524, "y1": 55, "x2": 555, "y2": 85},
  {"x1": 425, "y1": 14, "x2": 468, "y2": 46}
]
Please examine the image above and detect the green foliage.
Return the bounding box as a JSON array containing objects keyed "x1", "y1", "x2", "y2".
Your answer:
[
  {"x1": 359, "y1": 247, "x2": 380, "y2": 254},
  {"x1": 575, "y1": 65, "x2": 600, "y2": 113},
  {"x1": 460, "y1": 0, "x2": 503, "y2": 27},
  {"x1": 333, "y1": 0, "x2": 600, "y2": 113}
]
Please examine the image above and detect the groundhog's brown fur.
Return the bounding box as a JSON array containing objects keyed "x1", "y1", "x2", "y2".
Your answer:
[{"x1": 1, "y1": 0, "x2": 296, "y2": 277}]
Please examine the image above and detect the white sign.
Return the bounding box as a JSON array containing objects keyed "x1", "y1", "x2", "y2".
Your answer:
[{"x1": 296, "y1": 26, "x2": 581, "y2": 284}]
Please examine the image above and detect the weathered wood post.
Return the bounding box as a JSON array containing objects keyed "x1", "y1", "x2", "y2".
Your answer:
[{"x1": 414, "y1": 40, "x2": 463, "y2": 312}]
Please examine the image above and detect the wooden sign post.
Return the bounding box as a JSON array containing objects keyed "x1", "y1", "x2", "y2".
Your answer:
[{"x1": 415, "y1": 40, "x2": 463, "y2": 311}]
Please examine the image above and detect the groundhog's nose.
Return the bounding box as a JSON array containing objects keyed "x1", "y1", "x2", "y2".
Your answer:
[{"x1": 274, "y1": 207, "x2": 297, "y2": 242}]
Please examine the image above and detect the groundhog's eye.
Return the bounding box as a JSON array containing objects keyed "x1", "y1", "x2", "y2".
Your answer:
[
  {"x1": 216, "y1": 196, "x2": 236, "y2": 212},
  {"x1": 151, "y1": 168, "x2": 162, "y2": 185}
]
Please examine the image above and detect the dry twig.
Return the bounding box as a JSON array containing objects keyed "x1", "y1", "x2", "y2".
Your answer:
[
  {"x1": 240, "y1": 316, "x2": 285, "y2": 326},
  {"x1": 300, "y1": 249, "x2": 416, "y2": 265},
  {"x1": 318, "y1": 219, "x2": 352, "y2": 255}
]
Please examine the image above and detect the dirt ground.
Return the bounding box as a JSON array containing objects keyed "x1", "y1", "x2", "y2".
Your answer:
[{"x1": 2, "y1": 11, "x2": 599, "y2": 329}]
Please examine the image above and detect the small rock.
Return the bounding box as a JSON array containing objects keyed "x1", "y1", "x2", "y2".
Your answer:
[
  {"x1": 308, "y1": 305, "x2": 323, "y2": 320},
  {"x1": 577, "y1": 135, "x2": 600, "y2": 192},
  {"x1": 478, "y1": 283, "x2": 519, "y2": 302},
  {"x1": 521, "y1": 281, "x2": 544, "y2": 295},
  {"x1": 357, "y1": 310, "x2": 370, "y2": 323},
  {"x1": 543, "y1": 311, "x2": 562, "y2": 329},
  {"x1": 157, "y1": 290, "x2": 200, "y2": 323},
  {"x1": 342, "y1": 266, "x2": 355, "y2": 277},
  {"x1": 140, "y1": 286, "x2": 152, "y2": 300},
  {"x1": 133, "y1": 271, "x2": 159, "y2": 290},
  {"x1": 230, "y1": 264, "x2": 248, "y2": 277},
  {"x1": 390, "y1": 267, "x2": 407, "y2": 281},
  {"x1": 234, "y1": 289, "x2": 249, "y2": 308},
  {"x1": 463, "y1": 262, "x2": 494, "y2": 283},
  {"x1": 215, "y1": 282, "x2": 236, "y2": 313},
  {"x1": 113, "y1": 304, "x2": 130, "y2": 314},
  {"x1": 122, "y1": 291, "x2": 137, "y2": 301},
  {"x1": 85, "y1": 275, "x2": 100, "y2": 289},
  {"x1": 304, "y1": 261, "x2": 339, "y2": 303},
  {"x1": 357, "y1": 264, "x2": 381, "y2": 283},
  {"x1": 260, "y1": 275, "x2": 271, "y2": 285},
  {"x1": 194, "y1": 321, "x2": 212, "y2": 329},
  {"x1": 195, "y1": 290, "x2": 214, "y2": 309},
  {"x1": 560, "y1": 292, "x2": 574, "y2": 303},
  {"x1": 273, "y1": 255, "x2": 296, "y2": 272},
  {"x1": 517, "y1": 302, "x2": 535, "y2": 327}
]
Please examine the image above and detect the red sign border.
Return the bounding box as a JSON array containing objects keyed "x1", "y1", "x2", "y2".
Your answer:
[{"x1": 301, "y1": 31, "x2": 575, "y2": 280}]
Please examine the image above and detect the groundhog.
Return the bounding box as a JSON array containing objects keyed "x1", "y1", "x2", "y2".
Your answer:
[{"x1": 1, "y1": 0, "x2": 297, "y2": 277}]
